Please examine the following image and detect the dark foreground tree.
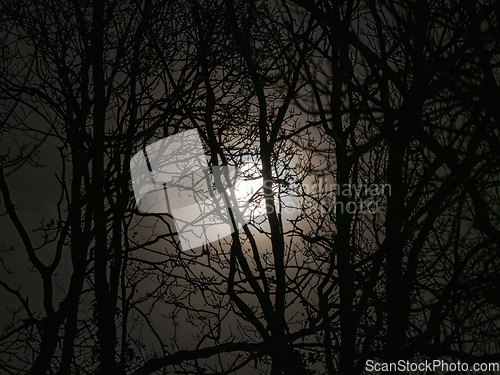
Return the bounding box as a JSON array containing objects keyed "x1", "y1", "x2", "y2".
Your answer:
[
  {"x1": 0, "y1": 0, "x2": 499, "y2": 374},
  {"x1": 289, "y1": 0, "x2": 500, "y2": 372}
]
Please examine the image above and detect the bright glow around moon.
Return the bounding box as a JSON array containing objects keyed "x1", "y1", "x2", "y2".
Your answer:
[{"x1": 229, "y1": 155, "x2": 299, "y2": 227}]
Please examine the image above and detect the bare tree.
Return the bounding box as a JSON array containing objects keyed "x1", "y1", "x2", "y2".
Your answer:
[
  {"x1": 288, "y1": 0, "x2": 500, "y2": 372},
  {"x1": 0, "y1": 0, "x2": 206, "y2": 373},
  {"x1": 1, "y1": 0, "x2": 499, "y2": 374}
]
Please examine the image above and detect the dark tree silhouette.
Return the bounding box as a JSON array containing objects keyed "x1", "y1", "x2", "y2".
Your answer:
[
  {"x1": 0, "y1": 0, "x2": 499, "y2": 374},
  {"x1": 288, "y1": 0, "x2": 500, "y2": 372}
]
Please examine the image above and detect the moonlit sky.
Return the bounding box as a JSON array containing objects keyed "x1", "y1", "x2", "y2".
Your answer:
[
  {"x1": 2, "y1": 1, "x2": 497, "y2": 373},
  {"x1": 0, "y1": 115, "x2": 324, "y2": 373}
]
